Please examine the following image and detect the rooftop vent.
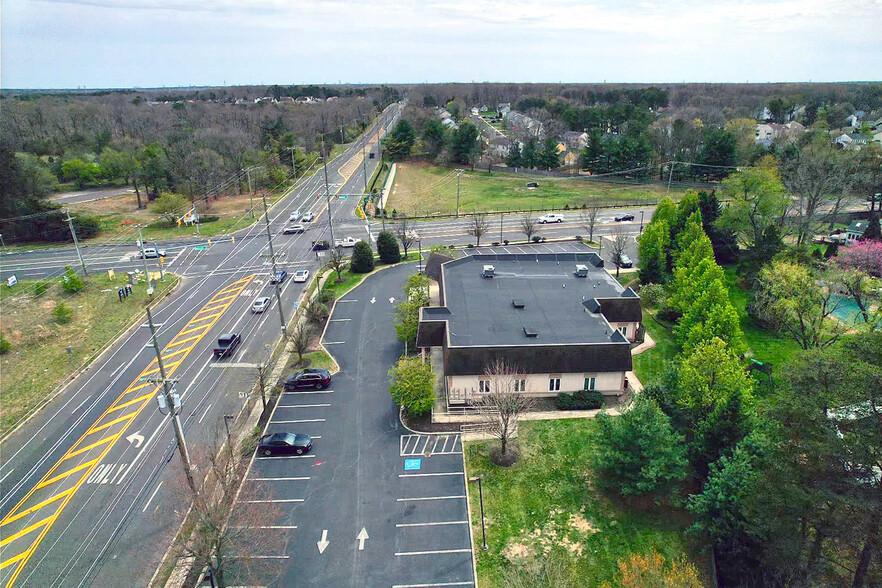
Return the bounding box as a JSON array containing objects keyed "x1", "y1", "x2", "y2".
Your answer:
[
  {"x1": 482, "y1": 265, "x2": 495, "y2": 278},
  {"x1": 523, "y1": 326, "x2": 539, "y2": 338},
  {"x1": 512, "y1": 299, "x2": 525, "y2": 309},
  {"x1": 575, "y1": 264, "x2": 589, "y2": 277}
]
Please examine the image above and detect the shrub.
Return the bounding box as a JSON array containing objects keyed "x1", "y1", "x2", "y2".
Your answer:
[
  {"x1": 73, "y1": 215, "x2": 101, "y2": 239},
  {"x1": 575, "y1": 235, "x2": 583, "y2": 241},
  {"x1": 557, "y1": 389, "x2": 604, "y2": 410},
  {"x1": 60, "y1": 266, "x2": 85, "y2": 293},
  {"x1": 639, "y1": 283, "x2": 667, "y2": 308},
  {"x1": 305, "y1": 299, "x2": 329, "y2": 324},
  {"x1": 388, "y1": 356, "x2": 435, "y2": 415},
  {"x1": 531, "y1": 236, "x2": 541, "y2": 243},
  {"x1": 53, "y1": 302, "x2": 73, "y2": 324},
  {"x1": 467, "y1": 243, "x2": 475, "y2": 248},
  {"x1": 656, "y1": 307, "x2": 682, "y2": 324},
  {"x1": 503, "y1": 239, "x2": 509, "y2": 245},
  {"x1": 350, "y1": 241, "x2": 375, "y2": 273},
  {"x1": 34, "y1": 282, "x2": 49, "y2": 296},
  {"x1": 492, "y1": 242, "x2": 499, "y2": 247},
  {"x1": 0, "y1": 333, "x2": 11, "y2": 354},
  {"x1": 376, "y1": 230, "x2": 401, "y2": 264}
]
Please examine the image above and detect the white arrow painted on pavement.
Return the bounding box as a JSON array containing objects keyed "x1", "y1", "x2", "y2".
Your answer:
[
  {"x1": 126, "y1": 432, "x2": 144, "y2": 448},
  {"x1": 317, "y1": 529, "x2": 329, "y2": 554},
  {"x1": 389, "y1": 297, "x2": 395, "y2": 304},
  {"x1": 356, "y1": 527, "x2": 369, "y2": 551},
  {"x1": 370, "y1": 297, "x2": 376, "y2": 304}
]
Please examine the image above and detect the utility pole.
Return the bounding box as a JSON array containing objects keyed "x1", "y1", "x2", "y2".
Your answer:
[
  {"x1": 138, "y1": 229, "x2": 154, "y2": 297},
  {"x1": 455, "y1": 169, "x2": 465, "y2": 218},
  {"x1": 665, "y1": 162, "x2": 675, "y2": 197},
  {"x1": 288, "y1": 147, "x2": 298, "y2": 178},
  {"x1": 245, "y1": 167, "x2": 255, "y2": 219},
  {"x1": 146, "y1": 306, "x2": 194, "y2": 492},
  {"x1": 499, "y1": 212, "x2": 504, "y2": 243},
  {"x1": 63, "y1": 209, "x2": 88, "y2": 275},
  {"x1": 362, "y1": 116, "x2": 369, "y2": 193},
  {"x1": 320, "y1": 125, "x2": 337, "y2": 247},
  {"x1": 262, "y1": 193, "x2": 288, "y2": 337}
]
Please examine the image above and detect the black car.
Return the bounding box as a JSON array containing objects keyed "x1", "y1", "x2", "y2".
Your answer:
[
  {"x1": 271, "y1": 269, "x2": 288, "y2": 284},
  {"x1": 213, "y1": 333, "x2": 241, "y2": 358},
  {"x1": 257, "y1": 432, "x2": 313, "y2": 456},
  {"x1": 285, "y1": 368, "x2": 331, "y2": 391},
  {"x1": 614, "y1": 213, "x2": 635, "y2": 222},
  {"x1": 311, "y1": 240, "x2": 330, "y2": 251}
]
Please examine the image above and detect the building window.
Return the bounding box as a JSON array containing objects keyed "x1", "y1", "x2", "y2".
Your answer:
[
  {"x1": 584, "y1": 377, "x2": 596, "y2": 391},
  {"x1": 514, "y1": 379, "x2": 526, "y2": 392},
  {"x1": 618, "y1": 326, "x2": 628, "y2": 337},
  {"x1": 548, "y1": 377, "x2": 561, "y2": 392},
  {"x1": 479, "y1": 379, "x2": 491, "y2": 394}
]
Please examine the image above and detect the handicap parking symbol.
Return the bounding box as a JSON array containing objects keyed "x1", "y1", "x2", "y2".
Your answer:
[{"x1": 404, "y1": 458, "x2": 421, "y2": 471}]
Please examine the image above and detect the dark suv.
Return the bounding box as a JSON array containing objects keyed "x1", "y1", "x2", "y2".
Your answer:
[{"x1": 284, "y1": 369, "x2": 331, "y2": 390}]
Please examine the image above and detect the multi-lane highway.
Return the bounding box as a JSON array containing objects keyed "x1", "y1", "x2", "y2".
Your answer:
[{"x1": 0, "y1": 104, "x2": 400, "y2": 587}]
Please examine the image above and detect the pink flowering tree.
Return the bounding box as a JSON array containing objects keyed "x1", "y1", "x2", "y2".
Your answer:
[
  {"x1": 837, "y1": 240, "x2": 882, "y2": 278},
  {"x1": 833, "y1": 241, "x2": 882, "y2": 325}
]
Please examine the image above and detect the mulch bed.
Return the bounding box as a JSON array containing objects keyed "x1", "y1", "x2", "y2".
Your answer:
[{"x1": 401, "y1": 411, "x2": 463, "y2": 433}]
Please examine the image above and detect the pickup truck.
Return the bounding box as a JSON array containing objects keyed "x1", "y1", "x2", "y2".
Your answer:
[
  {"x1": 213, "y1": 333, "x2": 241, "y2": 358},
  {"x1": 334, "y1": 237, "x2": 358, "y2": 248}
]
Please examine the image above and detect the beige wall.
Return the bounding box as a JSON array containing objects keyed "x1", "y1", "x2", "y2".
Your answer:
[
  {"x1": 607, "y1": 321, "x2": 640, "y2": 342},
  {"x1": 448, "y1": 371, "x2": 626, "y2": 401}
]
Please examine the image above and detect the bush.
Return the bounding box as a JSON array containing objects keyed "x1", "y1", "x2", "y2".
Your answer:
[
  {"x1": 467, "y1": 243, "x2": 475, "y2": 248},
  {"x1": 60, "y1": 266, "x2": 85, "y2": 293},
  {"x1": 350, "y1": 240, "x2": 376, "y2": 273},
  {"x1": 0, "y1": 333, "x2": 11, "y2": 354},
  {"x1": 492, "y1": 242, "x2": 499, "y2": 247},
  {"x1": 53, "y1": 302, "x2": 73, "y2": 324},
  {"x1": 376, "y1": 230, "x2": 401, "y2": 264},
  {"x1": 388, "y1": 356, "x2": 435, "y2": 415},
  {"x1": 639, "y1": 283, "x2": 667, "y2": 308},
  {"x1": 73, "y1": 215, "x2": 101, "y2": 239},
  {"x1": 656, "y1": 307, "x2": 682, "y2": 324},
  {"x1": 503, "y1": 239, "x2": 509, "y2": 245},
  {"x1": 531, "y1": 236, "x2": 542, "y2": 243},
  {"x1": 556, "y1": 389, "x2": 604, "y2": 410},
  {"x1": 305, "y1": 299, "x2": 329, "y2": 324},
  {"x1": 34, "y1": 282, "x2": 49, "y2": 296},
  {"x1": 575, "y1": 235, "x2": 583, "y2": 241}
]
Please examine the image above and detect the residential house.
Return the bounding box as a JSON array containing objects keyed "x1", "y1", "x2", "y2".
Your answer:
[
  {"x1": 835, "y1": 133, "x2": 870, "y2": 149},
  {"x1": 498, "y1": 103, "x2": 511, "y2": 116},
  {"x1": 563, "y1": 131, "x2": 589, "y2": 150},
  {"x1": 471, "y1": 107, "x2": 480, "y2": 116},
  {"x1": 504, "y1": 110, "x2": 544, "y2": 139},
  {"x1": 441, "y1": 117, "x2": 458, "y2": 128},
  {"x1": 847, "y1": 111, "x2": 865, "y2": 129},
  {"x1": 846, "y1": 220, "x2": 870, "y2": 243},
  {"x1": 556, "y1": 143, "x2": 578, "y2": 167},
  {"x1": 417, "y1": 253, "x2": 641, "y2": 405}
]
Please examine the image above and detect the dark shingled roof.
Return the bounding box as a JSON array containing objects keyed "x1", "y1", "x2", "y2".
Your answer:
[
  {"x1": 585, "y1": 297, "x2": 643, "y2": 323},
  {"x1": 424, "y1": 252, "x2": 454, "y2": 284},
  {"x1": 417, "y1": 307, "x2": 450, "y2": 347},
  {"x1": 445, "y1": 343, "x2": 632, "y2": 376}
]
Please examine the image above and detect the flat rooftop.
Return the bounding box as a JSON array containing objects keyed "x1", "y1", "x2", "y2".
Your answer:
[{"x1": 440, "y1": 253, "x2": 633, "y2": 347}]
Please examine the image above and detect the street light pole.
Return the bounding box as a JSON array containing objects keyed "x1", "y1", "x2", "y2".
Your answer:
[
  {"x1": 139, "y1": 229, "x2": 154, "y2": 297},
  {"x1": 321, "y1": 131, "x2": 337, "y2": 247},
  {"x1": 469, "y1": 476, "x2": 488, "y2": 550},
  {"x1": 640, "y1": 210, "x2": 645, "y2": 234},
  {"x1": 262, "y1": 193, "x2": 287, "y2": 337},
  {"x1": 223, "y1": 415, "x2": 234, "y2": 453},
  {"x1": 245, "y1": 168, "x2": 255, "y2": 219},
  {"x1": 455, "y1": 169, "x2": 464, "y2": 218},
  {"x1": 417, "y1": 237, "x2": 423, "y2": 274}
]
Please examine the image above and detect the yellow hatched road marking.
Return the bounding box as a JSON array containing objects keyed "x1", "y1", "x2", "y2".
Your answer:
[
  {"x1": 0, "y1": 275, "x2": 254, "y2": 587},
  {"x1": 87, "y1": 412, "x2": 138, "y2": 436},
  {"x1": 165, "y1": 334, "x2": 202, "y2": 349},
  {"x1": 161, "y1": 346, "x2": 191, "y2": 361},
  {"x1": 0, "y1": 517, "x2": 52, "y2": 548}
]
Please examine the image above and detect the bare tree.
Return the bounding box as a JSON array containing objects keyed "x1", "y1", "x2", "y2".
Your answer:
[
  {"x1": 478, "y1": 359, "x2": 535, "y2": 466},
  {"x1": 288, "y1": 323, "x2": 310, "y2": 363},
  {"x1": 609, "y1": 226, "x2": 629, "y2": 278},
  {"x1": 470, "y1": 213, "x2": 489, "y2": 246},
  {"x1": 169, "y1": 426, "x2": 285, "y2": 588},
  {"x1": 328, "y1": 246, "x2": 346, "y2": 282},
  {"x1": 579, "y1": 205, "x2": 601, "y2": 244},
  {"x1": 520, "y1": 215, "x2": 537, "y2": 242},
  {"x1": 781, "y1": 139, "x2": 848, "y2": 246},
  {"x1": 395, "y1": 216, "x2": 416, "y2": 257}
]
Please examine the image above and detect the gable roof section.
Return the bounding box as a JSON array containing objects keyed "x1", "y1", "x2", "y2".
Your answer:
[{"x1": 424, "y1": 252, "x2": 454, "y2": 283}]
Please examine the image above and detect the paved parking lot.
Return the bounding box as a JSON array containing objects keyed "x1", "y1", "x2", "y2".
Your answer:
[{"x1": 463, "y1": 238, "x2": 639, "y2": 269}]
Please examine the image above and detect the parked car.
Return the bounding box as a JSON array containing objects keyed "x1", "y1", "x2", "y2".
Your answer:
[
  {"x1": 617, "y1": 254, "x2": 633, "y2": 268},
  {"x1": 614, "y1": 213, "x2": 635, "y2": 222},
  {"x1": 138, "y1": 247, "x2": 167, "y2": 259},
  {"x1": 213, "y1": 333, "x2": 241, "y2": 358},
  {"x1": 251, "y1": 297, "x2": 271, "y2": 313},
  {"x1": 538, "y1": 213, "x2": 564, "y2": 224},
  {"x1": 283, "y1": 224, "x2": 305, "y2": 234},
  {"x1": 257, "y1": 432, "x2": 313, "y2": 456},
  {"x1": 293, "y1": 269, "x2": 310, "y2": 283},
  {"x1": 270, "y1": 269, "x2": 288, "y2": 284},
  {"x1": 302, "y1": 212, "x2": 315, "y2": 222},
  {"x1": 285, "y1": 368, "x2": 331, "y2": 391},
  {"x1": 334, "y1": 236, "x2": 358, "y2": 248},
  {"x1": 312, "y1": 240, "x2": 330, "y2": 251},
  {"x1": 289, "y1": 210, "x2": 302, "y2": 221}
]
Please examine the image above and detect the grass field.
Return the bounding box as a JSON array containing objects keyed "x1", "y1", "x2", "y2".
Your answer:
[
  {"x1": 0, "y1": 273, "x2": 178, "y2": 437},
  {"x1": 466, "y1": 419, "x2": 707, "y2": 587},
  {"x1": 387, "y1": 162, "x2": 686, "y2": 217}
]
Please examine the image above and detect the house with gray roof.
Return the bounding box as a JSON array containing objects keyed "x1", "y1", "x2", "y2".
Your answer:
[
  {"x1": 417, "y1": 253, "x2": 641, "y2": 404},
  {"x1": 846, "y1": 220, "x2": 870, "y2": 243}
]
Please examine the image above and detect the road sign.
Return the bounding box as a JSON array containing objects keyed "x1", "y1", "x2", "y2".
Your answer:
[
  {"x1": 404, "y1": 458, "x2": 421, "y2": 471},
  {"x1": 6, "y1": 275, "x2": 17, "y2": 287}
]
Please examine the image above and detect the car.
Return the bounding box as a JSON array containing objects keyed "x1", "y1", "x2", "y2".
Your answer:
[
  {"x1": 213, "y1": 333, "x2": 241, "y2": 358},
  {"x1": 289, "y1": 211, "x2": 302, "y2": 221},
  {"x1": 270, "y1": 269, "x2": 288, "y2": 284},
  {"x1": 293, "y1": 269, "x2": 310, "y2": 283},
  {"x1": 617, "y1": 254, "x2": 633, "y2": 268},
  {"x1": 614, "y1": 213, "x2": 636, "y2": 222},
  {"x1": 311, "y1": 240, "x2": 330, "y2": 251},
  {"x1": 139, "y1": 247, "x2": 167, "y2": 259},
  {"x1": 251, "y1": 296, "x2": 271, "y2": 313},
  {"x1": 301, "y1": 212, "x2": 315, "y2": 222},
  {"x1": 257, "y1": 432, "x2": 313, "y2": 456},
  {"x1": 334, "y1": 236, "x2": 358, "y2": 248},
  {"x1": 538, "y1": 213, "x2": 564, "y2": 224},
  {"x1": 283, "y1": 224, "x2": 305, "y2": 234},
  {"x1": 284, "y1": 368, "x2": 331, "y2": 391}
]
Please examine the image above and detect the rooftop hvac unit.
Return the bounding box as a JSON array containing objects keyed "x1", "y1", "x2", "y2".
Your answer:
[{"x1": 482, "y1": 265, "x2": 495, "y2": 278}]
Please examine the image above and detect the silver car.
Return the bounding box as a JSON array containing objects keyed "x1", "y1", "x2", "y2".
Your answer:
[
  {"x1": 251, "y1": 296, "x2": 271, "y2": 313},
  {"x1": 301, "y1": 212, "x2": 315, "y2": 222}
]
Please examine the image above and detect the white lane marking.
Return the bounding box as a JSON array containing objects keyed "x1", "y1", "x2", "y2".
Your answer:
[
  {"x1": 72, "y1": 396, "x2": 91, "y2": 414},
  {"x1": 198, "y1": 403, "x2": 213, "y2": 424},
  {"x1": 282, "y1": 390, "x2": 333, "y2": 395},
  {"x1": 392, "y1": 582, "x2": 474, "y2": 588},
  {"x1": 141, "y1": 481, "x2": 163, "y2": 512},
  {"x1": 399, "y1": 472, "x2": 464, "y2": 478},
  {"x1": 238, "y1": 555, "x2": 291, "y2": 559},
  {"x1": 230, "y1": 525, "x2": 298, "y2": 529},
  {"x1": 248, "y1": 477, "x2": 310, "y2": 481},
  {"x1": 0, "y1": 468, "x2": 16, "y2": 485},
  {"x1": 396, "y1": 521, "x2": 469, "y2": 528},
  {"x1": 277, "y1": 403, "x2": 331, "y2": 408},
  {"x1": 328, "y1": 318, "x2": 352, "y2": 322},
  {"x1": 396, "y1": 495, "x2": 467, "y2": 502},
  {"x1": 323, "y1": 341, "x2": 345, "y2": 345},
  {"x1": 241, "y1": 498, "x2": 304, "y2": 503},
  {"x1": 394, "y1": 548, "x2": 473, "y2": 556},
  {"x1": 335, "y1": 299, "x2": 357, "y2": 303},
  {"x1": 255, "y1": 454, "x2": 316, "y2": 459},
  {"x1": 270, "y1": 419, "x2": 325, "y2": 424}
]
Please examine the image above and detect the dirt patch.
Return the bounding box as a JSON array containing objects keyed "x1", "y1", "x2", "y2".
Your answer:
[
  {"x1": 569, "y1": 513, "x2": 598, "y2": 535},
  {"x1": 489, "y1": 445, "x2": 520, "y2": 467},
  {"x1": 401, "y1": 411, "x2": 462, "y2": 433},
  {"x1": 502, "y1": 541, "x2": 536, "y2": 563}
]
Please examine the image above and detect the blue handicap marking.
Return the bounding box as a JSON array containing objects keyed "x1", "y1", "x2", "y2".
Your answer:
[
  {"x1": 194, "y1": 246, "x2": 206, "y2": 251},
  {"x1": 338, "y1": 195, "x2": 348, "y2": 200},
  {"x1": 404, "y1": 458, "x2": 421, "y2": 471}
]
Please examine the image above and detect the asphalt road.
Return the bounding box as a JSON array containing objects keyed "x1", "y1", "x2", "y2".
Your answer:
[
  {"x1": 0, "y1": 103, "x2": 401, "y2": 587},
  {"x1": 235, "y1": 262, "x2": 474, "y2": 587}
]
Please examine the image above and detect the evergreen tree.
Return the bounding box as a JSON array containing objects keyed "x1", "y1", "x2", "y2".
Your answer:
[
  {"x1": 505, "y1": 141, "x2": 522, "y2": 168},
  {"x1": 520, "y1": 137, "x2": 539, "y2": 169},
  {"x1": 448, "y1": 121, "x2": 480, "y2": 165},
  {"x1": 539, "y1": 137, "x2": 560, "y2": 170},
  {"x1": 863, "y1": 210, "x2": 881, "y2": 241},
  {"x1": 420, "y1": 119, "x2": 445, "y2": 159},
  {"x1": 384, "y1": 119, "x2": 416, "y2": 161},
  {"x1": 699, "y1": 190, "x2": 739, "y2": 264},
  {"x1": 376, "y1": 230, "x2": 400, "y2": 264},
  {"x1": 349, "y1": 240, "x2": 375, "y2": 273}
]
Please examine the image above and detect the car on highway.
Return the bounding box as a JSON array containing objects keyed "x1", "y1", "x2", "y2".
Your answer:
[
  {"x1": 312, "y1": 240, "x2": 330, "y2": 251},
  {"x1": 285, "y1": 368, "x2": 331, "y2": 391},
  {"x1": 616, "y1": 254, "x2": 633, "y2": 268},
  {"x1": 614, "y1": 213, "x2": 636, "y2": 222},
  {"x1": 138, "y1": 247, "x2": 167, "y2": 259},
  {"x1": 302, "y1": 212, "x2": 315, "y2": 222},
  {"x1": 213, "y1": 333, "x2": 241, "y2": 358},
  {"x1": 293, "y1": 269, "x2": 310, "y2": 283},
  {"x1": 289, "y1": 210, "x2": 302, "y2": 221},
  {"x1": 257, "y1": 432, "x2": 313, "y2": 456},
  {"x1": 538, "y1": 213, "x2": 564, "y2": 224},
  {"x1": 270, "y1": 269, "x2": 288, "y2": 284},
  {"x1": 283, "y1": 224, "x2": 305, "y2": 234},
  {"x1": 251, "y1": 297, "x2": 271, "y2": 313},
  {"x1": 334, "y1": 236, "x2": 358, "y2": 248}
]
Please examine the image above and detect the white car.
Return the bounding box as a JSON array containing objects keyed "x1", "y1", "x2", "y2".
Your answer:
[
  {"x1": 301, "y1": 212, "x2": 315, "y2": 222},
  {"x1": 139, "y1": 247, "x2": 167, "y2": 259},
  {"x1": 289, "y1": 211, "x2": 302, "y2": 221},
  {"x1": 251, "y1": 296, "x2": 271, "y2": 313},
  {"x1": 538, "y1": 213, "x2": 565, "y2": 224},
  {"x1": 293, "y1": 269, "x2": 310, "y2": 283},
  {"x1": 284, "y1": 224, "x2": 305, "y2": 234},
  {"x1": 334, "y1": 237, "x2": 358, "y2": 248}
]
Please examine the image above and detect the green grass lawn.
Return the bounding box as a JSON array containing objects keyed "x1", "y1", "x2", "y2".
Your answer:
[
  {"x1": 466, "y1": 419, "x2": 706, "y2": 587},
  {"x1": 0, "y1": 273, "x2": 178, "y2": 437},
  {"x1": 388, "y1": 162, "x2": 686, "y2": 217},
  {"x1": 632, "y1": 313, "x2": 679, "y2": 384}
]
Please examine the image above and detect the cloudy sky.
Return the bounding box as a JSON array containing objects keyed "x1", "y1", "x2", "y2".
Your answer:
[{"x1": 3, "y1": 0, "x2": 881, "y2": 89}]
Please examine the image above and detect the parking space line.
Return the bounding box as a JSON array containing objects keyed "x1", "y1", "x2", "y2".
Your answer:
[
  {"x1": 392, "y1": 582, "x2": 474, "y2": 588},
  {"x1": 282, "y1": 390, "x2": 333, "y2": 395},
  {"x1": 397, "y1": 495, "x2": 466, "y2": 502},
  {"x1": 323, "y1": 341, "x2": 346, "y2": 345},
  {"x1": 328, "y1": 318, "x2": 351, "y2": 322},
  {"x1": 270, "y1": 419, "x2": 325, "y2": 424},
  {"x1": 239, "y1": 555, "x2": 291, "y2": 559},
  {"x1": 440, "y1": 436, "x2": 450, "y2": 453},
  {"x1": 396, "y1": 521, "x2": 469, "y2": 528},
  {"x1": 395, "y1": 548, "x2": 472, "y2": 556},
  {"x1": 336, "y1": 299, "x2": 357, "y2": 303},
  {"x1": 248, "y1": 477, "x2": 310, "y2": 481},
  {"x1": 398, "y1": 472, "x2": 463, "y2": 478},
  {"x1": 255, "y1": 454, "x2": 316, "y2": 460},
  {"x1": 241, "y1": 498, "x2": 304, "y2": 503},
  {"x1": 230, "y1": 525, "x2": 297, "y2": 530},
  {"x1": 277, "y1": 403, "x2": 331, "y2": 408}
]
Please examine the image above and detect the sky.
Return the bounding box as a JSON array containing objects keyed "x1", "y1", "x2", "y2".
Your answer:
[{"x1": 2, "y1": 0, "x2": 881, "y2": 89}]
